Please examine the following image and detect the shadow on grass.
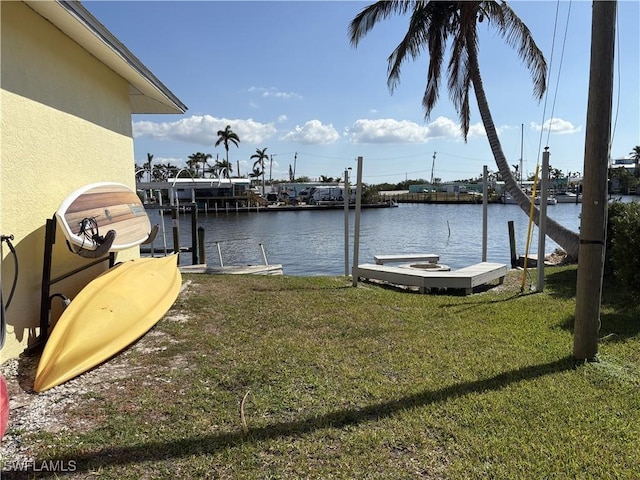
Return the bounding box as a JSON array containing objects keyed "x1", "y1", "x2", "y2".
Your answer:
[
  {"x1": 33, "y1": 356, "x2": 574, "y2": 475},
  {"x1": 439, "y1": 292, "x2": 524, "y2": 313},
  {"x1": 358, "y1": 279, "x2": 509, "y2": 298},
  {"x1": 543, "y1": 268, "x2": 578, "y2": 299},
  {"x1": 557, "y1": 301, "x2": 640, "y2": 342},
  {"x1": 546, "y1": 267, "x2": 640, "y2": 341}
]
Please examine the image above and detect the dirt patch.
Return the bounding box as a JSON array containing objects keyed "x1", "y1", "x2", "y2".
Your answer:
[
  {"x1": 0, "y1": 287, "x2": 194, "y2": 467},
  {"x1": 545, "y1": 248, "x2": 574, "y2": 266}
]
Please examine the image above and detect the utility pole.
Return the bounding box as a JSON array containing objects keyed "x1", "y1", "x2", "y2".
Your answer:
[
  {"x1": 269, "y1": 154, "x2": 275, "y2": 186},
  {"x1": 574, "y1": 0, "x2": 616, "y2": 362},
  {"x1": 293, "y1": 152, "x2": 297, "y2": 180},
  {"x1": 430, "y1": 151, "x2": 436, "y2": 185}
]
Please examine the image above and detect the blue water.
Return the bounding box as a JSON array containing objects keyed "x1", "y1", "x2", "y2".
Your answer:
[{"x1": 143, "y1": 199, "x2": 626, "y2": 276}]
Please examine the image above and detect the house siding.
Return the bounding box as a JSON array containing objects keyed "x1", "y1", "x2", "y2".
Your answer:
[{"x1": 1, "y1": 2, "x2": 140, "y2": 360}]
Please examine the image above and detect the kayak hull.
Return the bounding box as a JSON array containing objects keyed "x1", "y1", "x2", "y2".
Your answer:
[{"x1": 34, "y1": 255, "x2": 181, "y2": 392}]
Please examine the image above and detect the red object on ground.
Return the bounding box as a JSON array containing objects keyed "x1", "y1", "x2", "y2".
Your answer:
[{"x1": 0, "y1": 374, "x2": 8, "y2": 440}]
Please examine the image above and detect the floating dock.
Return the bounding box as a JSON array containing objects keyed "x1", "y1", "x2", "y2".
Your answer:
[
  {"x1": 355, "y1": 261, "x2": 508, "y2": 295},
  {"x1": 179, "y1": 264, "x2": 283, "y2": 275}
]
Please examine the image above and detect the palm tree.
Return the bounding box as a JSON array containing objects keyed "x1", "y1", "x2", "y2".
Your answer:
[
  {"x1": 187, "y1": 152, "x2": 213, "y2": 178},
  {"x1": 349, "y1": 0, "x2": 579, "y2": 259},
  {"x1": 250, "y1": 147, "x2": 269, "y2": 195},
  {"x1": 630, "y1": 146, "x2": 640, "y2": 163},
  {"x1": 215, "y1": 125, "x2": 241, "y2": 172},
  {"x1": 213, "y1": 158, "x2": 233, "y2": 179},
  {"x1": 144, "y1": 153, "x2": 154, "y2": 182},
  {"x1": 185, "y1": 155, "x2": 199, "y2": 178},
  {"x1": 248, "y1": 165, "x2": 263, "y2": 185},
  {"x1": 158, "y1": 162, "x2": 179, "y2": 181}
]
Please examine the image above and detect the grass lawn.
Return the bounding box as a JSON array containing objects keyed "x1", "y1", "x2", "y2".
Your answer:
[{"x1": 4, "y1": 266, "x2": 640, "y2": 479}]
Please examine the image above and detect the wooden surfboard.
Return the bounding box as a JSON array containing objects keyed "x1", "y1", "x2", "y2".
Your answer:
[
  {"x1": 55, "y1": 182, "x2": 152, "y2": 252},
  {"x1": 34, "y1": 255, "x2": 181, "y2": 392},
  {"x1": 0, "y1": 374, "x2": 8, "y2": 440}
]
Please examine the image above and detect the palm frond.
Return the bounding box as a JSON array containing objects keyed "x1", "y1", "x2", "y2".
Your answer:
[
  {"x1": 494, "y1": 2, "x2": 547, "y2": 100},
  {"x1": 348, "y1": 1, "x2": 416, "y2": 47}
]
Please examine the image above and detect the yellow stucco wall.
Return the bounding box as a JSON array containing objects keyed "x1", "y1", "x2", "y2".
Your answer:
[{"x1": 1, "y1": 2, "x2": 140, "y2": 361}]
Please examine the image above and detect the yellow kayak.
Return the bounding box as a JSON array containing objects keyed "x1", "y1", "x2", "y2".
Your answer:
[{"x1": 35, "y1": 255, "x2": 181, "y2": 392}]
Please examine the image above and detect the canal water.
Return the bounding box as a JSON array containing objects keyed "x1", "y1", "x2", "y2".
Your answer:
[{"x1": 146, "y1": 198, "x2": 632, "y2": 276}]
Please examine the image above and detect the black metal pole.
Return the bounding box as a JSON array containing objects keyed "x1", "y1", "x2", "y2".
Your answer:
[{"x1": 191, "y1": 203, "x2": 198, "y2": 265}]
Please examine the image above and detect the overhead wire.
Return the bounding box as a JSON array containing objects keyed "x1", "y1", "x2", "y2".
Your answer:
[
  {"x1": 545, "y1": 1, "x2": 573, "y2": 148},
  {"x1": 610, "y1": 5, "x2": 621, "y2": 158},
  {"x1": 523, "y1": 0, "x2": 569, "y2": 292},
  {"x1": 535, "y1": 0, "x2": 562, "y2": 165}
]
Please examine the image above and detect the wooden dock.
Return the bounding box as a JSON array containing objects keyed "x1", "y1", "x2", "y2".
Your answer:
[
  {"x1": 355, "y1": 262, "x2": 508, "y2": 295},
  {"x1": 179, "y1": 264, "x2": 283, "y2": 275}
]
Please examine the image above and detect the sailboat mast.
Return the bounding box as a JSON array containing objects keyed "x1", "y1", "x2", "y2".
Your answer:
[{"x1": 520, "y1": 123, "x2": 524, "y2": 187}]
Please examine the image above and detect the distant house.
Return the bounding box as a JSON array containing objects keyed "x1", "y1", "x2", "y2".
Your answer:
[
  {"x1": 138, "y1": 177, "x2": 255, "y2": 208},
  {"x1": 609, "y1": 156, "x2": 638, "y2": 193},
  {"x1": 1, "y1": 1, "x2": 187, "y2": 360}
]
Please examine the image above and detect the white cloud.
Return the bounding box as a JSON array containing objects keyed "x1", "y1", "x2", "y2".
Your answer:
[
  {"x1": 277, "y1": 115, "x2": 288, "y2": 123},
  {"x1": 133, "y1": 115, "x2": 277, "y2": 145},
  {"x1": 280, "y1": 120, "x2": 340, "y2": 144},
  {"x1": 530, "y1": 118, "x2": 581, "y2": 135},
  {"x1": 345, "y1": 116, "x2": 478, "y2": 144},
  {"x1": 346, "y1": 118, "x2": 427, "y2": 143},
  {"x1": 426, "y1": 117, "x2": 464, "y2": 138},
  {"x1": 248, "y1": 86, "x2": 302, "y2": 100}
]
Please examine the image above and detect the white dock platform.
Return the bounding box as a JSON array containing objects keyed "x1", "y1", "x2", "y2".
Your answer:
[
  {"x1": 374, "y1": 254, "x2": 439, "y2": 265},
  {"x1": 355, "y1": 262, "x2": 508, "y2": 295},
  {"x1": 180, "y1": 264, "x2": 283, "y2": 275}
]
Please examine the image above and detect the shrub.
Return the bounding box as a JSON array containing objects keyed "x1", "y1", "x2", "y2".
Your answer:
[{"x1": 606, "y1": 200, "x2": 640, "y2": 289}]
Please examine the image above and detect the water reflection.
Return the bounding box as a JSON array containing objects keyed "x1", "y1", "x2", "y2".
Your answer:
[{"x1": 145, "y1": 200, "x2": 626, "y2": 276}]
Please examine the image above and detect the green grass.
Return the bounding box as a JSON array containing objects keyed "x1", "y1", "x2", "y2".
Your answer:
[{"x1": 11, "y1": 267, "x2": 640, "y2": 478}]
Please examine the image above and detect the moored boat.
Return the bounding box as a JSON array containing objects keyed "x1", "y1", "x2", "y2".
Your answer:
[
  {"x1": 553, "y1": 192, "x2": 582, "y2": 203},
  {"x1": 535, "y1": 196, "x2": 558, "y2": 205}
]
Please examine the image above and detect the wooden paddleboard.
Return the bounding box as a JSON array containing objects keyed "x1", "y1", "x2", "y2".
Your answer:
[
  {"x1": 0, "y1": 374, "x2": 8, "y2": 440},
  {"x1": 34, "y1": 255, "x2": 181, "y2": 392},
  {"x1": 55, "y1": 182, "x2": 151, "y2": 252}
]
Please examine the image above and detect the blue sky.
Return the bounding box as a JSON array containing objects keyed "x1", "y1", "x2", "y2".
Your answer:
[{"x1": 85, "y1": 1, "x2": 639, "y2": 184}]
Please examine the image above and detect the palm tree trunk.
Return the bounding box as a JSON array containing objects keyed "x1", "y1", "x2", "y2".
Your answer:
[{"x1": 468, "y1": 49, "x2": 580, "y2": 260}]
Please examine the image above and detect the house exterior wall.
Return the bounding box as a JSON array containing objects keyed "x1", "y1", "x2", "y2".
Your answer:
[{"x1": 1, "y1": 2, "x2": 139, "y2": 360}]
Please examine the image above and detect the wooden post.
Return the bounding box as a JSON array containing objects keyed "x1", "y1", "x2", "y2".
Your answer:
[
  {"x1": 344, "y1": 168, "x2": 350, "y2": 276},
  {"x1": 482, "y1": 165, "x2": 488, "y2": 262},
  {"x1": 508, "y1": 221, "x2": 518, "y2": 268},
  {"x1": 352, "y1": 157, "x2": 363, "y2": 286},
  {"x1": 537, "y1": 148, "x2": 550, "y2": 292},
  {"x1": 574, "y1": 0, "x2": 616, "y2": 362}
]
